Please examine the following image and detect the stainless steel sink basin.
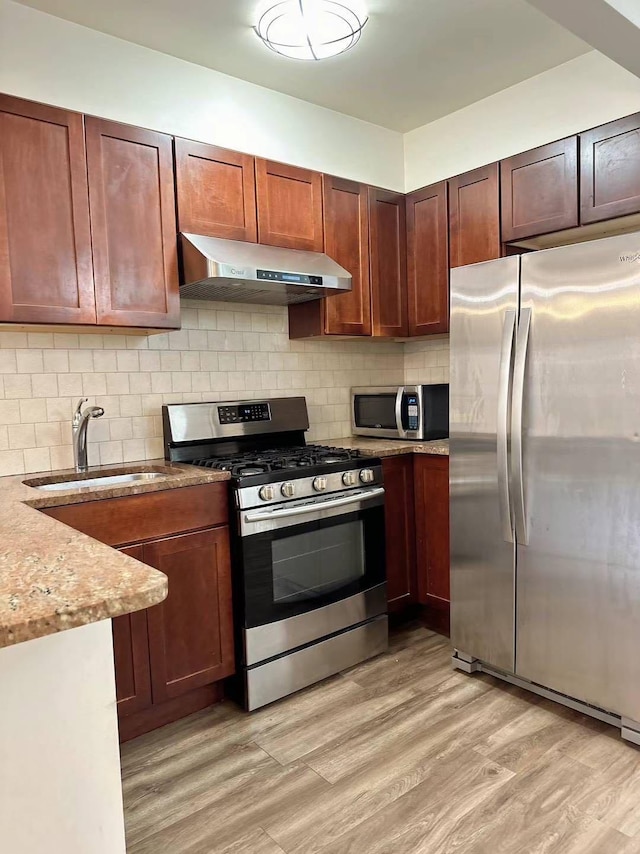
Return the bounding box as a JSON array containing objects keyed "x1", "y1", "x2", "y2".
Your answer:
[{"x1": 26, "y1": 471, "x2": 172, "y2": 491}]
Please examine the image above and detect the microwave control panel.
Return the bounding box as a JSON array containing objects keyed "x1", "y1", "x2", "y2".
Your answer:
[
  {"x1": 405, "y1": 394, "x2": 420, "y2": 431},
  {"x1": 218, "y1": 403, "x2": 271, "y2": 424}
]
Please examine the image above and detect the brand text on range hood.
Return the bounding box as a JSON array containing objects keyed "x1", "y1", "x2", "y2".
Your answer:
[{"x1": 180, "y1": 233, "x2": 352, "y2": 305}]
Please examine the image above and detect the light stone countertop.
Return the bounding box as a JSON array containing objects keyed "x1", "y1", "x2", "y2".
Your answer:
[
  {"x1": 0, "y1": 460, "x2": 230, "y2": 649},
  {"x1": 329, "y1": 437, "x2": 449, "y2": 458}
]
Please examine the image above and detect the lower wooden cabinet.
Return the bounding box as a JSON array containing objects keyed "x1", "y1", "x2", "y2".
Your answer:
[
  {"x1": 112, "y1": 545, "x2": 152, "y2": 715},
  {"x1": 414, "y1": 454, "x2": 450, "y2": 634},
  {"x1": 42, "y1": 483, "x2": 234, "y2": 740},
  {"x1": 382, "y1": 456, "x2": 417, "y2": 610},
  {"x1": 145, "y1": 527, "x2": 234, "y2": 702}
]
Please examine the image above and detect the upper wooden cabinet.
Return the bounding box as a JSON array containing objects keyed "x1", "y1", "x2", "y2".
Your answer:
[
  {"x1": 175, "y1": 139, "x2": 257, "y2": 242},
  {"x1": 0, "y1": 95, "x2": 96, "y2": 324},
  {"x1": 369, "y1": 187, "x2": 408, "y2": 337},
  {"x1": 288, "y1": 175, "x2": 371, "y2": 338},
  {"x1": 86, "y1": 117, "x2": 180, "y2": 328},
  {"x1": 449, "y1": 163, "x2": 501, "y2": 268},
  {"x1": 581, "y1": 113, "x2": 640, "y2": 224},
  {"x1": 406, "y1": 181, "x2": 449, "y2": 336},
  {"x1": 256, "y1": 158, "x2": 324, "y2": 251},
  {"x1": 501, "y1": 137, "x2": 578, "y2": 241}
]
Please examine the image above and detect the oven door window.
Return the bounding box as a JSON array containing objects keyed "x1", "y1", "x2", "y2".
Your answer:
[
  {"x1": 241, "y1": 505, "x2": 385, "y2": 628},
  {"x1": 272, "y1": 519, "x2": 364, "y2": 603}
]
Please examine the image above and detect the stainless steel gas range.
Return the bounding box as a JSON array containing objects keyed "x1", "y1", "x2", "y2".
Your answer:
[{"x1": 162, "y1": 396, "x2": 388, "y2": 711}]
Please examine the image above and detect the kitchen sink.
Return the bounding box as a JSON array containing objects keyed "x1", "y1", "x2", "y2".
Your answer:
[{"x1": 24, "y1": 470, "x2": 176, "y2": 492}]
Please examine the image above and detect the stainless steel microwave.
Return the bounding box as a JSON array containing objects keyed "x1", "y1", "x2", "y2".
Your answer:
[{"x1": 351, "y1": 385, "x2": 448, "y2": 441}]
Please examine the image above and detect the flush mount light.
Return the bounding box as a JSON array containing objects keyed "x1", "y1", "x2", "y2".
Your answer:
[{"x1": 255, "y1": 0, "x2": 368, "y2": 61}]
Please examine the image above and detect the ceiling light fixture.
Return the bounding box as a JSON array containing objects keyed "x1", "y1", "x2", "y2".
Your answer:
[{"x1": 255, "y1": 1, "x2": 368, "y2": 61}]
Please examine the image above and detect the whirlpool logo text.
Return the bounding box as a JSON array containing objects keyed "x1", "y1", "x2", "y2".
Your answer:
[{"x1": 619, "y1": 253, "x2": 640, "y2": 263}]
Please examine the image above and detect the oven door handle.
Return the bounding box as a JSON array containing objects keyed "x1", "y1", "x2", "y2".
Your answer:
[{"x1": 244, "y1": 487, "x2": 385, "y2": 523}]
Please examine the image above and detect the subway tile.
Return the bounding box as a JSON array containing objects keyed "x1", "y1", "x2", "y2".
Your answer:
[
  {"x1": 19, "y1": 399, "x2": 47, "y2": 423},
  {"x1": 50, "y1": 445, "x2": 74, "y2": 471},
  {"x1": 27, "y1": 333, "x2": 54, "y2": 349},
  {"x1": 53, "y1": 333, "x2": 80, "y2": 349},
  {"x1": 216, "y1": 311, "x2": 235, "y2": 331},
  {"x1": 109, "y1": 418, "x2": 134, "y2": 441},
  {"x1": 57, "y1": 374, "x2": 83, "y2": 397},
  {"x1": 119, "y1": 396, "x2": 143, "y2": 417},
  {"x1": 151, "y1": 373, "x2": 172, "y2": 394},
  {"x1": 0, "y1": 350, "x2": 17, "y2": 373},
  {"x1": 46, "y1": 398, "x2": 71, "y2": 423},
  {"x1": 116, "y1": 350, "x2": 139, "y2": 372},
  {"x1": 132, "y1": 416, "x2": 156, "y2": 439},
  {"x1": 160, "y1": 351, "x2": 181, "y2": 372},
  {"x1": 69, "y1": 351, "x2": 94, "y2": 372},
  {"x1": 171, "y1": 372, "x2": 192, "y2": 392},
  {"x1": 106, "y1": 372, "x2": 130, "y2": 395},
  {"x1": 3, "y1": 375, "x2": 32, "y2": 399},
  {"x1": 129, "y1": 373, "x2": 152, "y2": 394},
  {"x1": 93, "y1": 350, "x2": 118, "y2": 372},
  {"x1": 82, "y1": 372, "x2": 107, "y2": 396},
  {"x1": 122, "y1": 438, "x2": 147, "y2": 462},
  {"x1": 0, "y1": 332, "x2": 28, "y2": 348},
  {"x1": 0, "y1": 400, "x2": 22, "y2": 425},
  {"x1": 180, "y1": 351, "x2": 201, "y2": 372},
  {"x1": 139, "y1": 350, "x2": 162, "y2": 372},
  {"x1": 169, "y1": 330, "x2": 190, "y2": 350},
  {"x1": 0, "y1": 449, "x2": 25, "y2": 476},
  {"x1": 43, "y1": 350, "x2": 70, "y2": 373},
  {"x1": 8, "y1": 423, "x2": 36, "y2": 450},
  {"x1": 98, "y1": 441, "x2": 124, "y2": 465},
  {"x1": 23, "y1": 447, "x2": 51, "y2": 474},
  {"x1": 16, "y1": 350, "x2": 44, "y2": 374}
]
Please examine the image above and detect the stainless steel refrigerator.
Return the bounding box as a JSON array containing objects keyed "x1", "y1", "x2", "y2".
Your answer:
[{"x1": 450, "y1": 231, "x2": 640, "y2": 743}]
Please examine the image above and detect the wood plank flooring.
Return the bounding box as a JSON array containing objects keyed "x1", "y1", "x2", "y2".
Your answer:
[{"x1": 121, "y1": 624, "x2": 640, "y2": 853}]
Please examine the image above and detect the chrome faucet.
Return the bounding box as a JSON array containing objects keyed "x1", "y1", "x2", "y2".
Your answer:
[{"x1": 72, "y1": 398, "x2": 105, "y2": 472}]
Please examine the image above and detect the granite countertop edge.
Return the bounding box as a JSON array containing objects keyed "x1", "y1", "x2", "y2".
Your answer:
[
  {"x1": 328, "y1": 437, "x2": 450, "y2": 458},
  {"x1": 0, "y1": 460, "x2": 230, "y2": 650}
]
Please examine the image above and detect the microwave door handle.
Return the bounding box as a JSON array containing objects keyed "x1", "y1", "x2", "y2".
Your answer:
[
  {"x1": 395, "y1": 387, "x2": 406, "y2": 438},
  {"x1": 511, "y1": 307, "x2": 531, "y2": 546},
  {"x1": 244, "y1": 487, "x2": 385, "y2": 523},
  {"x1": 497, "y1": 310, "x2": 516, "y2": 543}
]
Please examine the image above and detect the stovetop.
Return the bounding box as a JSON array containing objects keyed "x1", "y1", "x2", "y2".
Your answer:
[{"x1": 189, "y1": 444, "x2": 373, "y2": 485}]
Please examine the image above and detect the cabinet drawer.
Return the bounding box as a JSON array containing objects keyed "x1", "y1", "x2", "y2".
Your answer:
[{"x1": 42, "y1": 482, "x2": 229, "y2": 547}]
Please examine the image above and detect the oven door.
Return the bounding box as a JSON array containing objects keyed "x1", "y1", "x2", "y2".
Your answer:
[{"x1": 238, "y1": 487, "x2": 386, "y2": 663}]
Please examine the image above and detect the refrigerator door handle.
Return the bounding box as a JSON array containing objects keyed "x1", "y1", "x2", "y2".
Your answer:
[
  {"x1": 512, "y1": 306, "x2": 532, "y2": 545},
  {"x1": 497, "y1": 310, "x2": 516, "y2": 543}
]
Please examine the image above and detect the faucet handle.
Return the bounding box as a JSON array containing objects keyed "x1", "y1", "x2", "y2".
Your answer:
[{"x1": 73, "y1": 398, "x2": 88, "y2": 425}]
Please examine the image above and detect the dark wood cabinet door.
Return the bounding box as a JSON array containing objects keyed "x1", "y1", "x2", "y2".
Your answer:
[
  {"x1": 175, "y1": 138, "x2": 257, "y2": 242},
  {"x1": 145, "y1": 527, "x2": 234, "y2": 703},
  {"x1": 255, "y1": 158, "x2": 324, "y2": 251},
  {"x1": 112, "y1": 545, "x2": 152, "y2": 717},
  {"x1": 501, "y1": 137, "x2": 578, "y2": 241},
  {"x1": 581, "y1": 113, "x2": 640, "y2": 223},
  {"x1": 414, "y1": 455, "x2": 450, "y2": 632},
  {"x1": 369, "y1": 187, "x2": 408, "y2": 337},
  {"x1": 449, "y1": 163, "x2": 500, "y2": 268},
  {"x1": 323, "y1": 175, "x2": 371, "y2": 335},
  {"x1": 406, "y1": 181, "x2": 449, "y2": 336},
  {"x1": 86, "y1": 117, "x2": 179, "y2": 328},
  {"x1": 382, "y1": 456, "x2": 416, "y2": 610},
  {"x1": 0, "y1": 94, "x2": 96, "y2": 324}
]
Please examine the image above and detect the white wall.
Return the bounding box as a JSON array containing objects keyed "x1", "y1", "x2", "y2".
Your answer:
[
  {"x1": 404, "y1": 51, "x2": 640, "y2": 191},
  {"x1": 0, "y1": 621, "x2": 126, "y2": 853},
  {"x1": 0, "y1": 0, "x2": 404, "y2": 191}
]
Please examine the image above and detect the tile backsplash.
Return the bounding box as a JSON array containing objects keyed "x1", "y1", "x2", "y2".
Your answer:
[{"x1": 0, "y1": 303, "x2": 450, "y2": 477}]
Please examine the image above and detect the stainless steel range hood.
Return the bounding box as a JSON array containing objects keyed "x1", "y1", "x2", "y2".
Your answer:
[{"x1": 180, "y1": 233, "x2": 352, "y2": 305}]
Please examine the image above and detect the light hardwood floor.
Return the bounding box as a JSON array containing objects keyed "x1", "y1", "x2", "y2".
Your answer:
[{"x1": 121, "y1": 625, "x2": 640, "y2": 853}]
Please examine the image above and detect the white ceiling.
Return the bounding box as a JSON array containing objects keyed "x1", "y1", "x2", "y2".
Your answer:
[{"x1": 15, "y1": 0, "x2": 590, "y2": 132}]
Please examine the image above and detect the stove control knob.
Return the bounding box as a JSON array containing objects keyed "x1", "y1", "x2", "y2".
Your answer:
[
  {"x1": 313, "y1": 476, "x2": 328, "y2": 492},
  {"x1": 259, "y1": 485, "x2": 275, "y2": 501},
  {"x1": 342, "y1": 471, "x2": 358, "y2": 487},
  {"x1": 359, "y1": 468, "x2": 375, "y2": 484},
  {"x1": 281, "y1": 481, "x2": 296, "y2": 498}
]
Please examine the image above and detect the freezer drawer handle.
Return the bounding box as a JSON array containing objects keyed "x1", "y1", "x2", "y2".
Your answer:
[
  {"x1": 511, "y1": 307, "x2": 531, "y2": 545},
  {"x1": 498, "y1": 310, "x2": 516, "y2": 543}
]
